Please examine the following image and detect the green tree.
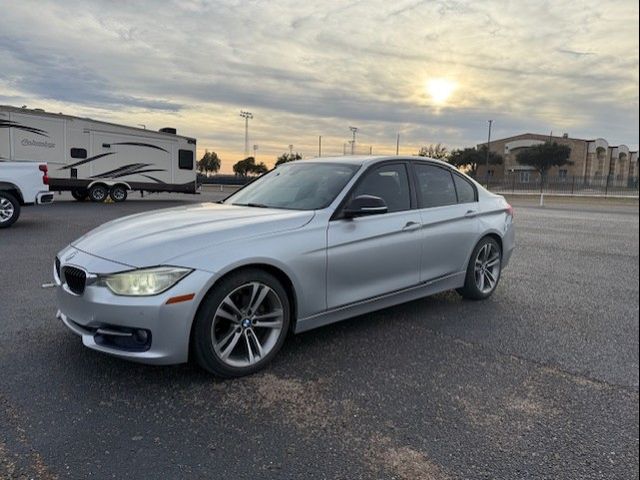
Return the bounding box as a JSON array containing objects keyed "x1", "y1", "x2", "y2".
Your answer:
[
  {"x1": 197, "y1": 150, "x2": 221, "y2": 175},
  {"x1": 275, "y1": 152, "x2": 302, "y2": 166},
  {"x1": 515, "y1": 142, "x2": 572, "y2": 180},
  {"x1": 232, "y1": 157, "x2": 268, "y2": 177},
  {"x1": 447, "y1": 146, "x2": 503, "y2": 176},
  {"x1": 417, "y1": 143, "x2": 449, "y2": 159}
]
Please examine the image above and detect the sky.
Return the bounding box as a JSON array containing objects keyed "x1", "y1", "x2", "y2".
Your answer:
[{"x1": 0, "y1": 0, "x2": 638, "y2": 172}]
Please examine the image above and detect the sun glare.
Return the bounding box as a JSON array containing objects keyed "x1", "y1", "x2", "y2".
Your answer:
[{"x1": 426, "y1": 78, "x2": 456, "y2": 105}]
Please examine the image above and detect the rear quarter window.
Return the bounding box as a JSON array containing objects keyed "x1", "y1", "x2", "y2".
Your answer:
[{"x1": 453, "y1": 174, "x2": 477, "y2": 203}]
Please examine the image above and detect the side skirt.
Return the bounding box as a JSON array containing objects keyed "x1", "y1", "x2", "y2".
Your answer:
[{"x1": 294, "y1": 272, "x2": 466, "y2": 333}]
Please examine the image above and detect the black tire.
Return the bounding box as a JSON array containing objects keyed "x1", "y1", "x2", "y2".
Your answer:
[
  {"x1": 192, "y1": 268, "x2": 291, "y2": 378},
  {"x1": 0, "y1": 191, "x2": 20, "y2": 228},
  {"x1": 109, "y1": 185, "x2": 128, "y2": 202},
  {"x1": 88, "y1": 184, "x2": 108, "y2": 203},
  {"x1": 71, "y1": 189, "x2": 88, "y2": 201},
  {"x1": 457, "y1": 236, "x2": 502, "y2": 300}
]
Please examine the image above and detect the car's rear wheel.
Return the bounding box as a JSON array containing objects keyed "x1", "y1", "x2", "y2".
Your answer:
[
  {"x1": 88, "y1": 184, "x2": 108, "y2": 203},
  {"x1": 457, "y1": 237, "x2": 502, "y2": 300},
  {"x1": 71, "y1": 189, "x2": 88, "y2": 201},
  {"x1": 0, "y1": 192, "x2": 20, "y2": 228},
  {"x1": 192, "y1": 269, "x2": 290, "y2": 377}
]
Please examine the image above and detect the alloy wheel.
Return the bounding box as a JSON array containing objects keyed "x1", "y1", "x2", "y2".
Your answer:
[
  {"x1": 211, "y1": 282, "x2": 284, "y2": 368},
  {"x1": 0, "y1": 197, "x2": 15, "y2": 223},
  {"x1": 474, "y1": 243, "x2": 501, "y2": 294}
]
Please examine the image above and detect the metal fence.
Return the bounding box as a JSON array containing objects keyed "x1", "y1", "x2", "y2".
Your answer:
[
  {"x1": 198, "y1": 174, "x2": 252, "y2": 186},
  {"x1": 476, "y1": 175, "x2": 639, "y2": 197}
]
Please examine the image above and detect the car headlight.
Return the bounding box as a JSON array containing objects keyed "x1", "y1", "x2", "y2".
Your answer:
[{"x1": 98, "y1": 266, "x2": 192, "y2": 296}]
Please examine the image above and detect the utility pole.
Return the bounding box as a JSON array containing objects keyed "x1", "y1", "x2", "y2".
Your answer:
[
  {"x1": 318, "y1": 136, "x2": 322, "y2": 157},
  {"x1": 349, "y1": 126, "x2": 358, "y2": 155},
  {"x1": 289, "y1": 144, "x2": 294, "y2": 155},
  {"x1": 240, "y1": 110, "x2": 253, "y2": 157},
  {"x1": 485, "y1": 120, "x2": 493, "y2": 185},
  {"x1": 396, "y1": 133, "x2": 400, "y2": 155},
  {"x1": 253, "y1": 144, "x2": 258, "y2": 159}
]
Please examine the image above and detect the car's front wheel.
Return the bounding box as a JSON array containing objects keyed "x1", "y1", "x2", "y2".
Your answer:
[
  {"x1": 457, "y1": 236, "x2": 502, "y2": 300},
  {"x1": 192, "y1": 269, "x2": 290, "y2": 377}
]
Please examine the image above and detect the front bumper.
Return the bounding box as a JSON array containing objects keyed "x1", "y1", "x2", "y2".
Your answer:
[{"x1": 55, "y1": 247, "x2": 213, "y2": 365}]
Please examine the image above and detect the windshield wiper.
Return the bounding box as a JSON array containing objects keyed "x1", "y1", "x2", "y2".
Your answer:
[{"x1": 233, "y1": 202, "x2": 271, "y2": 208}]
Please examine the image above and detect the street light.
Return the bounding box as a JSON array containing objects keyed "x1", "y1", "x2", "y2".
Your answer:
[
  {"x1": 485, "y1": 119, "x2": 493, "y2": 186},
  {"x1": 240, "y1": 111, "x2": 253, "y2": 157},
  {"x1": 349, "y1": 126, "x2": 358, "y2": 155}
]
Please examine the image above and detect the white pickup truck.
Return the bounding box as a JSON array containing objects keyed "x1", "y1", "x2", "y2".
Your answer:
[{"x1": 0, "y1": 162, "x2": 54, "y2": 228}]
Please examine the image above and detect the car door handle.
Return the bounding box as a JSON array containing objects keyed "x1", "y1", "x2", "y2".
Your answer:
[
  {"x1": 464, "y1": 210, "x2": 478, "y2": 218},
  {"x1": 402, "y1": 221, "x2": 422, "y2": 232}
]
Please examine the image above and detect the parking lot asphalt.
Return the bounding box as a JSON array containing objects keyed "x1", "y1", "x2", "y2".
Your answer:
[{"x1": 1, "y1": 191, "x2": 638, "y2": 479}]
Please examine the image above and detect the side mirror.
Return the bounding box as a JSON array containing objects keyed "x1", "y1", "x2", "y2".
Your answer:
[{"x1": 343, "y1": 195, "x2": 388, "y2": 218}]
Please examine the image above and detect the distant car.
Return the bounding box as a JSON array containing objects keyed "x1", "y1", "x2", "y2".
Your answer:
[
  {"x1": 54, "y1": 156, "x2": 515, "y2": 377},
  {"x1": 0, "y1": 161, "x2": 53, "y2": 228}
]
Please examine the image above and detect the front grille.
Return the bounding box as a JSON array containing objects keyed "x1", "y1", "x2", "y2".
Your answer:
[{"x1": 63, "y1": 266, "x2": 86, "y2": 295}]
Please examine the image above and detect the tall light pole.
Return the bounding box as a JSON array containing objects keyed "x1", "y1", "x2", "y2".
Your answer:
[
  {"x1": 240, "y1": 110, "x2": 253, "y2": 157},
  {"x1": 318, "y1": 136, "x2": 322, "y2": 157},
  {"x1": 485, "y1": 119, "x2": 493, "y2": 185},
  {"x1": 253, "y1": 144, "x2": 258, "y2": 159},
  {"x1": 288, "y1": 144, "x2": 294, "y2": 155},
  {"x1": 396, "y1": 133, "x2": 400, "y2": 155},
  {"x1": 349, "y1": 126, "x2": 358, "y2": 155}
]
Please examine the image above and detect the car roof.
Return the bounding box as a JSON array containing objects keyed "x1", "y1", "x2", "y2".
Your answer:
[{"x1": 297, "y1": 155, "x2": 454, "y2": 169}]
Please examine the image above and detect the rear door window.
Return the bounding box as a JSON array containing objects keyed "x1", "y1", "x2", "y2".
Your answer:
[{"x1": 414, "y1": 164, "x2": 457, "y2": 208}]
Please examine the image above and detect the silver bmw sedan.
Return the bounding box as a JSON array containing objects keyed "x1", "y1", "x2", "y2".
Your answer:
[{"x1": 54, "y1": 156, "x2": 515, "y2": 377}]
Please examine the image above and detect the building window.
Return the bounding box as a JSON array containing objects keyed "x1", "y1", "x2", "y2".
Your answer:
[
  {"x1": 70, "y1": 148, "x2": 87, "y2": 159},
  {"x1": 559, "y1": 169, "x2": 568, "y2": 181},
  {"x1": 487, "y1": 169, "x2": 494, "y2": 177},
  {"x1": 178, "y1": 150, "x2": 194, "y2": 170},
  {"x1": 519, "y1": 171, "x2": 530, "y2": 183}
]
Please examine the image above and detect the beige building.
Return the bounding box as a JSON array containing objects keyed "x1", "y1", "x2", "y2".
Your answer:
[{"x1": 476, "y1": 133, "x2": 639, "y2": 185}]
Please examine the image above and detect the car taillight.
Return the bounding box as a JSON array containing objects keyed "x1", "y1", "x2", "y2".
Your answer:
[{"x1": 39, "y1": 164, "x2": 49, "y2": 185}]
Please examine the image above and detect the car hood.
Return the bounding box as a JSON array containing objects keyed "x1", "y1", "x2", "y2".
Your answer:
[{"x1": 71, "y1": 203, "x2": 315, "y2": 268}]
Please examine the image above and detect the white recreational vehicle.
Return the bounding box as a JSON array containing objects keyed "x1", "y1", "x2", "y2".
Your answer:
[{"x1": 0, "y1": 105, "x2": 197, "y2": 202}]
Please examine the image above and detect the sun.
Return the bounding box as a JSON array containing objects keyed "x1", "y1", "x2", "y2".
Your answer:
[{"x1": 426, "y1": 78, "x2": 457, "y2": 105}]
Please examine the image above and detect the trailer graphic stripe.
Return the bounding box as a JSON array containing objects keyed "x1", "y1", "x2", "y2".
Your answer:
[
  {"x1": 91, "y1": 163, "x2": 167, "y2": 182},
  {"x1": 61, "y1": 152, "x2": 115, "y2": 170},
  {"x1": 91, "y1": 163, "x2": 150, "y2": 178},
  {"x1": 0, "y1": 120, "x2": 50, "y2": 138},
  {"x1": 110, "y1": 142, "x2": 169, "y2": 153}
]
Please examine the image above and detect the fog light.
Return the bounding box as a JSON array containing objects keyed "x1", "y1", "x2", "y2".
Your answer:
[{"x1": 134, "y1": 329, "x2": 149, "y2": 344}]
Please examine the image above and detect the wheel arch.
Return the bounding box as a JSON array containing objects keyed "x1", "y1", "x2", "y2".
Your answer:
[
  {"x1": 189, "y1": 261, "x2": 300, "y2": 358},
  {"x1": 87, "y1": 180, "x2": 131, "y2": 190},
  {"x1": 0, "y1": 182, "x2": 24, "y2": 204}
]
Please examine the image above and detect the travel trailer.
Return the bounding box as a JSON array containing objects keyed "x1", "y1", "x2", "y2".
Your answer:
[{"x1": 0, "y1": 106, "x2": 197, "y2": 202}]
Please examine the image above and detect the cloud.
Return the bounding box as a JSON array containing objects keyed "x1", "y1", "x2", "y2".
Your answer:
[{"x1": 0, "y1": 0, "x2": 637, "y2": 170}]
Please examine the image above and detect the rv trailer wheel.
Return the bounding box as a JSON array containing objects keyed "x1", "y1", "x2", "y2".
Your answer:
[
  {"x1": 109, "y1": 185, "x2": 128, "y2": 202},
  {"x1": 88, "y1": 184, "x2": 108, "y2": 203},
  {"x1": 71, "y1": 189, "x2": 88, "y2": 201}
]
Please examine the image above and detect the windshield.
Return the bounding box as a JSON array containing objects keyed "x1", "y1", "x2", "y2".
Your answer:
[{"x1": 224, "y1": 162, "x2": 360, "y2": 210}]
